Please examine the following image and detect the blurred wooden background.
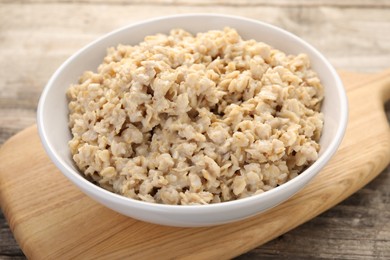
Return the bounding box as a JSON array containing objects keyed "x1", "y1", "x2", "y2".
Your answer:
[{"x1": 0, "y1": 0, "x2": 389, "y2": 259}]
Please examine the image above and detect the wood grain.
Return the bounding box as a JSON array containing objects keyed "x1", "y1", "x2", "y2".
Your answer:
[
  {"x1": 2, "y1": 0, "x2": 390, "y2": 7},
  {"x1": 0, "y1": 71, "x2": 389, "y2": 259},
  {"x1": 1, "y1": 1, "x2": 390, "y2": 259}
]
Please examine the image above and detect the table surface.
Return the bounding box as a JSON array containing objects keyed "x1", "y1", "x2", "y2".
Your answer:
[{"x1": 0, "y1": 0, "x2": 389, "y2": 259}]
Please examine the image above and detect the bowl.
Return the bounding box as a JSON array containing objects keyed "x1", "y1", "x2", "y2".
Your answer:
[{"x1": 37, "y1": 14, "x2": 348, "y2": 227}]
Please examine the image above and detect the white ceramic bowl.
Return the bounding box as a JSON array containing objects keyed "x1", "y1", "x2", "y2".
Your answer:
[{"x1": 37, "y1": 14, "x2": 348, "y2": 227}]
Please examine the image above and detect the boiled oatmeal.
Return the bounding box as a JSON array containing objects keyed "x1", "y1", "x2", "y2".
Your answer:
[{"x1": 67, "y1": 27, "x2": 324, "y2": 205}]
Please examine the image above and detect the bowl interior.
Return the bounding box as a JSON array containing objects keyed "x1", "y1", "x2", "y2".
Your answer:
[{"x1": 38, "y1": 14, "x2": 346, "y2": 201}]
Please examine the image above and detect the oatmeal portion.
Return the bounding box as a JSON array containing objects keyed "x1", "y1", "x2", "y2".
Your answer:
[{"x1": 67, "y1": 27, "x2": 324, "y2": 205}]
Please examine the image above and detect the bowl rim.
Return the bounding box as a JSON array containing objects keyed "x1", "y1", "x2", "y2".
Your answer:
[{"x1": 37, "y1": 13, "x2": 348, "y2": 213}]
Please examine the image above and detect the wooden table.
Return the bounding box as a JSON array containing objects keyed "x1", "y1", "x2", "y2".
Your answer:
[{"x1": 0, "y1": 1, "x2": 389, "y2": 259}]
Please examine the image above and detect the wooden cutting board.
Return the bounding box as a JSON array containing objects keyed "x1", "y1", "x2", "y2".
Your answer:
[{"x1": 0, "y1": 71, "x2": 389, "y2": 259}]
